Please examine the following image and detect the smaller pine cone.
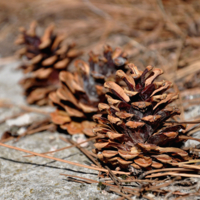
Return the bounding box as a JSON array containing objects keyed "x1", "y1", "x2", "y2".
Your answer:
[
  {"x1": 50, "y1": 46, "x2": 128, "y2": 136},
  {"x1": 16, "y1": 21, "x2": 82, "y2": 106},
  {"x1": 93, "y1": 64, "x2": 197, "y2": 172}
]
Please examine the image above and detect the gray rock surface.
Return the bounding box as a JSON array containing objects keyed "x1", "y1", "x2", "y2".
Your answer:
[{"x1": 0, "y1": 61, "x2": 117, "y2": 200}]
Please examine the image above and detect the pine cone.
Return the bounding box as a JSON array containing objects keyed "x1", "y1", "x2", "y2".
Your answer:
[
  {"x1": 93, "y1": 64, "x2": 196, "y2": 172},
  {"x1": 15, "y1": 21, "x2": 82, "y2": 106},
  {"x1": 50, "y1": 46, "x2": 128, "y2": 136}
]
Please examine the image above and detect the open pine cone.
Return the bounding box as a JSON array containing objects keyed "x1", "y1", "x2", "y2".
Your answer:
[
  {"x1": 15, "y1": 21, "x2": 81, "y2": 106},
  {"x1": 50, "y1": 46, "x2": 128, "y2": 136},
  {"x1": 93, "y1": 64, "x2": 197, "y2": 172}
]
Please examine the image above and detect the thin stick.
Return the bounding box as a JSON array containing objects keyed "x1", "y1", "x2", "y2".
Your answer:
[
  {"x1": 24, "y1": 136, "x2": 98, "y2": 158},
  {"x1": 0, "y1": 142, "x2": 130, "y2": 175}
]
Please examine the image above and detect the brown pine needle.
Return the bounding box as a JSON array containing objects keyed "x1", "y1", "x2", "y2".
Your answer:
[
  {"x1": 146, "y1": 172, "x2": 200, "y2": 178},
  {"x1": 170, "y1": 162, "x2": 200, "y2": 170},
  {"x1": 109, "y1": 188, "x2": 133, "y2": 200},
  {"x1": 115, "y1": 194, "x2": 132, "y2": 200},
  {"x1": 178, "y1": 160, "x2": 200, "y2": 164},
  {"x1": 17, "y1": 124, "x2": 55, "y2": 139},
  {"x1": 147, "y1": 179, "x2": 174, "y2": 191},
  {"x1": 67, "y1": 177, "x2": 90, "y2": 184},
  {"x1": 0, "y1": 136, "x2": 15, "y2": 143},
  {"x1": 0, "y1": 111, "x2": 27, "y2": 124},
  {"x1": 24, "y1": 136, "x2": 98, "y2": 158},
  {"x1": 59, "y1": 136, "x2": 101, "y2": 167},
  {"x1": 174, "y1": 193, "x2": 200, "y2": 200},
  {"x1": 140, "y1": 168, "x2": 194, "y2": 178},
  {"x1": 60, "y1": 174, "x2": 139, "y2": 192},
  {"x1": 179, "y1": 135, "x2": 200, "y2": 142},
  {"x1": 0, "y1": 100, "x2": 50, "y2": 115},
  {"x1": 105, "y1": 179, "x2": 163, "y2": 184},
  {"x1": 166, "y1": 121, "x2": 200, "y2": 124},
  {"x1": 0, "y1": 142, "x2": 130, "y2": 175},
  {"x1": 105, "y1": 166, "x2": 123, "y2": 191},
  {"x1": 61, "y1": 173, "x2": 98, "y2": 184}
]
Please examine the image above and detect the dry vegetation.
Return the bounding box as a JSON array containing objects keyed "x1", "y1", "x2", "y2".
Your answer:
[{"x1": 1, "y1": 0, "x2": 200, "y2": 199}]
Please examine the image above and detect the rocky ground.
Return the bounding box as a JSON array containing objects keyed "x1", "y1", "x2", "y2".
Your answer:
[
  {"x1": 1, "y1": 60, "x2": 200, "y2": 200},
  {"x1": 0, "y1": 61, "x2": 117, "y2": 200}
]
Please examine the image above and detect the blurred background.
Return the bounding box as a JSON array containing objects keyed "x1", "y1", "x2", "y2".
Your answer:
[
  {"x1": 1, "y1": 0, "x2": 200, "y2": 114},
  {"x1": 1, "y1": 0, "x2": 199, "y2": 61}
]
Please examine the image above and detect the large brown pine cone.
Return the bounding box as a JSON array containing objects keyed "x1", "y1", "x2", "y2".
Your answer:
[
  {"x1": 50, "y1": 46, "x2": 128, "y2": 136},
  {"x1": 93, "y1": 64, "x2": 197, "y2": 172},
  {"x1": 15, "y1": 21, "x2": 82, "y2": 106}
]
